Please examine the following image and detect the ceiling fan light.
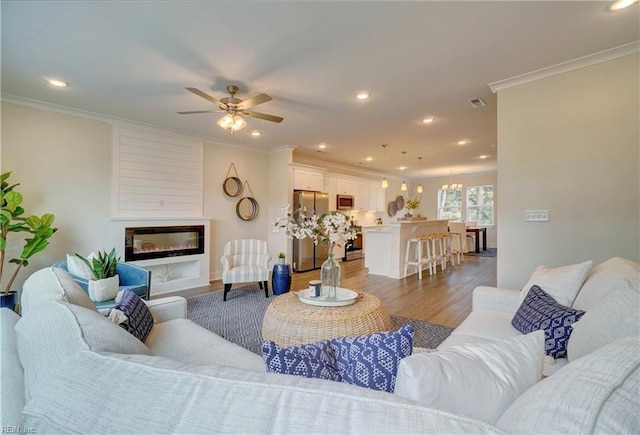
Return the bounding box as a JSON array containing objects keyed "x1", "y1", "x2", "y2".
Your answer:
[
  {"x1": 381, "y1": 177, "x2": 388, "y2": 189},
  {"x1": 217, "y1": 114, "x2": 234, "y2": 128},
  {"x1": 401, "y1": 181, "x2": 408, "y2": 191},
  {"x1": 417, "y1": 184, "x2": 423, "y2": 194},
  {"x1": 232, "y1": 115, "x2": 246, "y2": 130}
]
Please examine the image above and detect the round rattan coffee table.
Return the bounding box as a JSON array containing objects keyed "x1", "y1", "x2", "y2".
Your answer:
[{"x1": 261, "y1": 290, "x2": 391, "y2": 347}]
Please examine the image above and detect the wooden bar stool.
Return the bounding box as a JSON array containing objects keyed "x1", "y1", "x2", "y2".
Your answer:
[
  {"x1": 418, "y1": 235, "x2": 436, "y2": 276},
  {"x1": 403, "y1": 237, "x2": 424, "y2": 279},
  {"x1": 429, "y1": 233, "x2": 446, "y2": 272}
]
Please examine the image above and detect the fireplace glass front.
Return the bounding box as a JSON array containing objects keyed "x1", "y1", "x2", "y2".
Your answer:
[{"x1": 125, "y1": 225, "x2": 205, "y2": 261}]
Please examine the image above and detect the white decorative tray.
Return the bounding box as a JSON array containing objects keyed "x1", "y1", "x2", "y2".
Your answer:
[{"x1": 297, "y1": 287, "x2": 359, "y2": 307}]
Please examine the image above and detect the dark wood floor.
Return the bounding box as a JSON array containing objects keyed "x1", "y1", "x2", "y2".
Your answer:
[{"x1": 161, "y1": 254, "x2": 497, "y2": 329}]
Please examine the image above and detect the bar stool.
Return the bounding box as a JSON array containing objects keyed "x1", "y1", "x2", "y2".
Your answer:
[
  {"x1": 418, "y1": 235, "x2": 436, "y2": 276},
  {"x1": 404, "y1": 236, "x2": 432, "y2": 279},
  {"x1": 449, "y1": 231, "x2": 465, "y2": 265},
  {"x1": 403, "y1": 237, "x2": 423, "y2": 279},
  {"x1": 439, "y1": 233, "x2": 454, "y2": 268},
  {"x1": 429, "y1": 233, "x2": 446, "y2": 272}
]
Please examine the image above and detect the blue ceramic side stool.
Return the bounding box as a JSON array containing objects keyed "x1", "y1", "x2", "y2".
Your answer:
[{"x1": 272, "y1": 263, "x2": 292, "y2": 296}]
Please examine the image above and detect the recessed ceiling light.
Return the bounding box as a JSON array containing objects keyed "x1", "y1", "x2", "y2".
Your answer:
[
  {"x1": 479, "y1": 154, "x2": 489, "y2": 159},
  {"x1": 421, "y1": 117, "x2": 435, "y2": 124},
  {"x1": 399, "y1": 166, "x2": 407, "y2": 171},
  {"x1": 46, "y1": 78, "x2": 68, "y2": 88},
  {"x1": 318, "y1": 143, "x2": 327, "y2": 149},
  {"x1": 355, "y1": 91, "x2": 371, "y2": 100},
  {"x1": 609, "y1": 0, "x2": 638, "y2": 11},
  {"x1": 457, "y1": 139, "x2": 469, "y2": 145},
  {"x1": 250, "y1": 130, "x2": 261, "y2": 137},
  {"x1": 365, "y1": 156, "x2": 373, "y2": 162}
]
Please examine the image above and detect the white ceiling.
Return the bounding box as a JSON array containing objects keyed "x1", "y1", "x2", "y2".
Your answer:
[{"x1": 2, "y1": 1, "x2": 638, "y2": 180}]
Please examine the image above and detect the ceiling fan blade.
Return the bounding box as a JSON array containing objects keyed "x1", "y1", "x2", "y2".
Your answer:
[
  {"x1": 237, "y1": 93, "x2": 272, "y2": 110},
  {"x1": 185, "y1": 87, "x2": 227, "y2": 109},
  {"x1": 177, "y1": 110, "x2": 218, "y2": 115},
  {"x1": 243, "y1": 110, "x2": 284, "y2": 123}
]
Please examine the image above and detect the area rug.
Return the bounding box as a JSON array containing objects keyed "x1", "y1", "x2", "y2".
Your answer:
[
  {"x1": 465, "y1": 247, "x2": 497, "y2": 257},
  {"x1": 187, "y1": 285, "x2": 454, "y2": 355}
]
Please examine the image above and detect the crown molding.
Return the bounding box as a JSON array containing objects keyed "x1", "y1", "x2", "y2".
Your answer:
[
  {"x1": 488, "y1": 41, "x2": 640, "y2": 93},
  {"x1": 1, "y1": 93, "x2": 268, "y2": 153}
]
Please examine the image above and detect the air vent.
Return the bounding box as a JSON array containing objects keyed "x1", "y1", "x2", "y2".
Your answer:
[{"x1": 469, "y1": 97, "x2": 486, "y2": 108}]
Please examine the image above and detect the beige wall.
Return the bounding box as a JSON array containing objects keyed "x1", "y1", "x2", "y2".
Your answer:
[
  {"x1": 1, "y1": 102, "x2": 112, "y2": 291},
  {"x1": 1, "y1": 101, "x2": 275, "y2": 290},
  {"x1": 497, "y1": 53, "x2": 639, "y2": 288}
]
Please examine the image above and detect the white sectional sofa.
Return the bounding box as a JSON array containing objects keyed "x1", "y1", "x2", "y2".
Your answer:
[{"x1": 1, "y1": 258, "x2": 638, "y2": 433}]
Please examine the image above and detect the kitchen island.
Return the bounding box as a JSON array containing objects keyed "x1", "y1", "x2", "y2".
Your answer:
[{"x1": 364, "y1": 219, "x2": 449, "y2": 279}]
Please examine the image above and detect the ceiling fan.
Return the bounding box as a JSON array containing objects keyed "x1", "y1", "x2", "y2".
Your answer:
[{"x1": 178, "y1": 85, "x2": 284, "y2": 133}]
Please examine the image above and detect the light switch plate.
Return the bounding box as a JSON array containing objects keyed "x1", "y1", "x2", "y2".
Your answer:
[{"x1": 525, "y1": 210, "x2": 549, "y2": 222}]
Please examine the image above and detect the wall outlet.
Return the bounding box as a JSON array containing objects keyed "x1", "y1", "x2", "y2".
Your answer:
[{"x1": 524, "y1": 210, "x2": 549, "y2": 222}]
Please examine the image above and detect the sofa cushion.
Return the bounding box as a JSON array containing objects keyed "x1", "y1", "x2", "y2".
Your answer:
[
  {"x1": 21, "y1": 267, "x2": 98, "y2": 314},
  {"x1": 262, "y1": 340, "x2": 340, "y2": 381},
  {"x1": 395, "y1": 331, "x2": 544, "y2": 424},
  {"x1": 145, "y1": 318, "x2": 265, "y2": 372},
  {"x1": 439, "y1": 311, "x2": 520, "y2": 348},
  {"x1": 1, "y1": 308, "x2": 24, "y2": 428},
  {"x1": 22, "y1": 351, "x2": 501, "y2": 435},
  {"x1": 512, "y1": 285, "x2": 585, "y2": 358},
  {"x1": 497, "y1": 336, "x2": 640, "y2": 434},
  {"x1": 15, "y1": 301, "x2": 151, "y2": 401},
  {"x1": 108, "y1": 289, "x2": 154, "y2": 342},
  {"x1": 521, "y1": 260, "x2": 592, "y2": 307},
  {"x1": 262, "y1": 326, "x2": 414, "y2": 393},
  {"x1": 572, "y1": 257, "x2": 640, "y2": 311},
  {"x1": 568, "y1": 278, "x2": 639, "y2": 362}
]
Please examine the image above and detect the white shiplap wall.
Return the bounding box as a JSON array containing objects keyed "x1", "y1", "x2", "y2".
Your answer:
[{"x1": 112, "y1": 125, "x2": 204, "y2": 217}]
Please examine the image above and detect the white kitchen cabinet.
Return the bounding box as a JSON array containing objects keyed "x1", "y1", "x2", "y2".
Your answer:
[
  {"x1": 355, "y1": 182, "x2": 370, "y2": 211},
  {"x1": 293, "y1": 169, "x2": 324, "y2": 192},
  {"x1": 336, "y1": 179, "x2": 355, "y2": 195},
  {"x1": 323, "y1": 176, "x2": 338, "y2": 210}
]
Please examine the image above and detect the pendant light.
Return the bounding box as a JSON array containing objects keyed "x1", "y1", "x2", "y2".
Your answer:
[
  {"x1": 381, "y1": 144, "x2": 389, "y2": 189},
  {"x1": 442, "y1": 170, "x2": 462, "y2": 192},
  {"x1": 400, "y1": 151, "x2": 408, "y2": 191},
  {"x1": 416, "y1": 156, "x2": 423, "y2": 194}
]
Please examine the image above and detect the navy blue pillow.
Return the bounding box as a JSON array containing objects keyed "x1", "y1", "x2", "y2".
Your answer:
[
  {"x1": 331, "y1": 325, "x2": 414, "y2": 392},
  {"x1": 108, "y1": 289, "x2": 154, "y2": 342},
  {"x1": 261, "y1": 340, "x2": 340, "y2": 381},
  {"x1": 262, "y1": 326, "x2": 414, "y2": 393},
  {"x1": 512, "y1": 285, "x2": 585, "y2": 358}
]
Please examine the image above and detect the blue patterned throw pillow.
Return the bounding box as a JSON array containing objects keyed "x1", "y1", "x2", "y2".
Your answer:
[
  {"x1": 331, "y1": 325, "x2": 414, "y2": 393},
  {"x1": 262, "y1": 326, "x2": 414, "y2": 393},
  {"x1": 108, "y1": 289, "x2": 154, "y2": 342},
  {"x1": 261, "y1": 340, "x2": 340, "y2": 381},
  {"x1": 512, "y1": 285, "x2": 585, "y2": 358}
]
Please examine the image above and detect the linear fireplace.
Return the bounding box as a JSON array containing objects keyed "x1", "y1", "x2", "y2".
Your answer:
[{"x1": 125, "y1": 225, "x2": 205, "y2": 262}]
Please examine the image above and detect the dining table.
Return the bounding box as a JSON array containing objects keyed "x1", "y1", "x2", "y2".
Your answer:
[{"x1": 466, "y1": 227, "x2": 487, "y2": 253}]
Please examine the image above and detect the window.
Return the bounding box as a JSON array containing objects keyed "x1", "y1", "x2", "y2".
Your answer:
[
  {"x1": 466, "y1": 185, "x2": 494, "y2": 226},
  {"x1": 437, "y1": 188, "x2": 462, "y2": 220}
]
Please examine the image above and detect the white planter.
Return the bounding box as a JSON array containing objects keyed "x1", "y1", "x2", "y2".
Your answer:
[{"x1": 88, "y1": 275, "x2": 119, "y2": 302}]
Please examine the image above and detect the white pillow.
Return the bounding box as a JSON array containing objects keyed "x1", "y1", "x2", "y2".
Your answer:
[
  {"x1": 394, "y1": 331, "x2": 545, "y2": 424},
  {"x1": 66, "y1": 253, "x2": 96, "y2": 280},
  {"x1": 520, "y1": 260, "x2": 593, "y2": 307}
]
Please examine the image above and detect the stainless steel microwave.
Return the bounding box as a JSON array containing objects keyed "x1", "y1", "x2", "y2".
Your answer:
[{"x1": 336, "y1": 194, "x2": 354, "y2": 210}]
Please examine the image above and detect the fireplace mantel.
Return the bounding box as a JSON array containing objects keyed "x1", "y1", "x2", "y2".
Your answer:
[{"x1": 111, "y1": 218, "x2": 211, "y2": 295}]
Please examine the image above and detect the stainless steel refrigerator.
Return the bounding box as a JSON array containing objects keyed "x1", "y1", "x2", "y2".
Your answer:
[{"x1": 292, "y1": 190, "x2": 329, "y2": 272}]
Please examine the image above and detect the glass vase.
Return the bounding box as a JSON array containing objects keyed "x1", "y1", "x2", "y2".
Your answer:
[{"x1": 320, "y1": 252, "x2": 341, "y2": 301}]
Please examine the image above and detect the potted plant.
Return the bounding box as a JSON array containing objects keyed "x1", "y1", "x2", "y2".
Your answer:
[
  {"x1": 75, "y1": 248, "x2": 120, "y2": 302},
  {"x1": 1, "y1": 172, "x2": 57, "y2": 310},
  {"x1": 277, "y1": 252, "x2": 286, "y2": 264}
]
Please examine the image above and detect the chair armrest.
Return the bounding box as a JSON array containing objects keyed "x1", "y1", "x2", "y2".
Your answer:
[
  {"x1": 145, "y1": 296, "x2": 187, "y2": 323},
  {"x1": 221, "y1": 255, "x2": 232, "y2": 271},
  {"x1": 258, "y1": 254, "x2": 271, "y2": 268},
  {"x1": 472, "y1": 286, "x2": 522, "y2": 314}
]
